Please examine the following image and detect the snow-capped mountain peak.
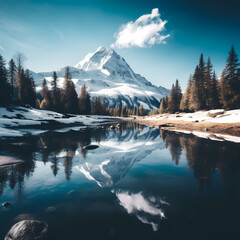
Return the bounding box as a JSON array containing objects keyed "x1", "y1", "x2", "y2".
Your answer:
[{"x1": 33, "y1": 46, "x2": 169, "y2": 110}]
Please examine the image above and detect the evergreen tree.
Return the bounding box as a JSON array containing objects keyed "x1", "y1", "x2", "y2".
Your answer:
[
  {"x1": 208, "y1": 71, "x2": 220, "y2": 109},
  {"x1": 219, "y1": 46, "x2": 240, "y2": 109},
  {"x1": 189, "y1": 66, "x2": 202, "y2": 111},
  {"x1": 198, "y1": 53, "x2": 206, "y2": 108},
  {"x1": 139, "y1": 104, "x2": 144, "y2": 116},
  {"x1": 93, "y1": 96, "x2": 103, "y2": 115},
  {"x1": 121, "y1": 105, "x2": 127, "y2": 117},
  {"x1": 8, "y1": 59, "x2": 16, "y2": 102},
  {"x1": 64, "y1": 80, "x2": 79, "y2": 114},
  {"x1": 40, "y1": 78, "x2": 52, "y2": 110},
  {"x1": 167, "y1": 80, "x2": 182, "y2": 113},
  {"x1": 51, "y1": 71, "x2": 61, "y2": 112},
  {"x1": 0, "y1": 54, "x2": 11, "y2": 106},
  {"x1": 64, "y1": 66, "x2": 71, "y2": 89},
  {"x1": 78, "y1": 84, "x2": 91, "y2": 115},
  {"x1": 24, "y1": 69, "x2": 36, "y2": 107},
  {"x1": 159, "y1": 97, "x2": 167, "y2": 114},
  {"x1": 180, "y1": 75, "x2": 193, "y2": 111},
  {"x1": 204, "y1": 58, "x2": 213, "y2": 108}
]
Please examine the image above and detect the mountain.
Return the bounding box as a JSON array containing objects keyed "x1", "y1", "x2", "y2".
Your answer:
[{"x1": 32, "y1": 46, "x2": 169, "y2": 110}]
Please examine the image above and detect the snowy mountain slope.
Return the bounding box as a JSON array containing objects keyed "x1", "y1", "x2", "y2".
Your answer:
[{"x1": 32, "y1": 46, "x2": 169, "y2": 110}]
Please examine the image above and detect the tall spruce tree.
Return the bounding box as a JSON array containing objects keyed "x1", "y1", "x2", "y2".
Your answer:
[
  {"x1": 208, "y1": 71, "x2": 220, "y2": 109},
  {"x1": 8, "y1": 59, "x2": 16, "y2": 103},
  {"x1": 167, "y1": 80, "x2": 182, "y2": 113},
  {"x1": 64, "y1": 80, "x2": 79, "y2": 114},
  {"x1": 180, "y1": 75, "x2": 193, "y2": 111},
  {"x1": 78, "y1": 84, "x2": 91, "y2": 115},
  {"x1": 219, "y1": 46, "x2": 240, "y2": 109},
  {"x1": 40, "y1": 78, "x2": 52, "y2": 110},
  {"x1": 189, "y1": 66, "x2": 202, "y2": 111},
  {"x1": 0, "y1": 54, "x2": 11, "y2": 106},
  {"x1": 24, "y1": 69, "x2": 36, "y2": 107},
  {"x1": 198, "y1": 53, "x2": 206, "y2": 108},
  {"x1": 159, "y1": 97, "x2": 167, "y2": 114},
  {"x1": 204, "y1": 58, "x2": 213, "y2": 108},
  {"x1": 51, "y1": 71, "x2": 61, "y2": 112}
]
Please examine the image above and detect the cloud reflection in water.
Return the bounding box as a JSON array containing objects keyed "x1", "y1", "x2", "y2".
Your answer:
[{"x1": 113, "y1": 190, "x2": 169, "y2": 231}]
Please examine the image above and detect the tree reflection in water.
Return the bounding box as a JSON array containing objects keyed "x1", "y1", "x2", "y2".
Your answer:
[{"x1": 0, "y1": 124, "x2": 239, "y2": 203}]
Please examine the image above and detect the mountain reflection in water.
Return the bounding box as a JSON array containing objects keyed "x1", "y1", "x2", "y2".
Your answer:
[{"x1": 0, "y1": 123, "x2": 240, "y2": 239}]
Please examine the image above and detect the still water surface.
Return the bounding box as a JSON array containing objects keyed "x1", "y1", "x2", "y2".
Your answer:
[{"x1": 0, "y1": 123, "x2": 239, "y2": 239}]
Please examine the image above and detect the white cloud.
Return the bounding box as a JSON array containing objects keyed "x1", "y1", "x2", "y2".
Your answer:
[
  {"x1": 0, "y1": 45, "x2": 4, "y2": 51},
  {"x1": 111, "y1": 8, "x2": 170, "y2": 48}
]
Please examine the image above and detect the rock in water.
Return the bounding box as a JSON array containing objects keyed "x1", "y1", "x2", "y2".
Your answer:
[
  {"x1": 84, "y1": 145, "x2": 99, "y2": 150},
  {"x1": 5, "y1": 220, "x2": 49, "y2": 240},
  {"x1": 2, "y1": 202, "x2": 11, "y2": 207}
]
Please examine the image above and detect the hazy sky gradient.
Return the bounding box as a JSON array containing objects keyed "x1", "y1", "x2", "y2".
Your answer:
[{"x1": 0, "y1": 0, "x2": 240, "y2": 89}]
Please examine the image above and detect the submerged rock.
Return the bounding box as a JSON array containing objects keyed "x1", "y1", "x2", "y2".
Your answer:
[
  {"x1": 5, "y1": 220, "x2": 49, "y2": 240},
  {"x1": 2, "y1": 202, "x2": 11, "y2": 207},
  {"x1": 84, "y1": 145, "x2": 99, "y2": 150}
]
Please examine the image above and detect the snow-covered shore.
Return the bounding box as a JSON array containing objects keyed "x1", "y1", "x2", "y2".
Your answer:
[
  {"x1": 130, "y1": 109, "x2": 240, "y2": 143},
  {"x1": 144, "y1": 109, "x2": 240, "y2": 123},
  {"x1": 0, "y1": 106, "x2": 121, "y2": 138}
]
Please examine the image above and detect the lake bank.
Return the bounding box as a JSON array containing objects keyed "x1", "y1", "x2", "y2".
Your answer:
[{"x1": 126, "y1": 109, "x2": 240, "y2": 143}]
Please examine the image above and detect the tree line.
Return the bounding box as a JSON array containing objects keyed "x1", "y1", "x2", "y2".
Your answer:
[
  {"x1": 0, "y1": 53, "x2": 37, "y2": 107},
  {"x1": 154, "y1": 46, "x2": 240, "y2": 115},
  {"x1": 0, "y1": 53, "x2": 145, "y2": 116}
]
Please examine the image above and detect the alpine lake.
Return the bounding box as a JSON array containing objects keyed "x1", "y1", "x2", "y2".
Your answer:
[{"x1": 0, "y1": 122, "x2": 239, "y2": 240}]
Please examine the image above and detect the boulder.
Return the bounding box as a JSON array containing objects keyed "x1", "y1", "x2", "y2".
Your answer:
[
  {"x1": 84, "y1": 145, "x2": 99, "y2": 150},
  {"x1": 2, "y1": 202, "x2": 11, "y2": 207},
  {"x1": 5, "y1": 220, "x2": 49, "y2": 240}
]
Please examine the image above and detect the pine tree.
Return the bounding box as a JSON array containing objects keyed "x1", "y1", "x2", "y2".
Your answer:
[
  {"x1": 180, "y1": 75, "x2": 193, "y2": 111},
  {"x1": 219, "y1": 46, "x2": 240, "y2": 109},
  {"x1": 93, "y1": 96, "x2": 102, "y2": 115},
  {"x1": 167, "y1": 80, "x2": 182, "y2": 113},
  {"x1": 208, "y1": 71, "x2": 220, "y2": 109},
  {"x1": 24, "y1": 69, "x2": 36, "y2": 107},
  {"x1": 189, "y1": 66, "x2": 202, "y2": 111},
  {"x1": 64, "y1": 80, "x2": 79, "y2": 114},
  {"x1": 121, "y1": 105, "x2": 127, "y2": 117},
  {"x1": 204, "y1": 58, "x2": 213, "y2": 108},
  {"x1": 198, "y1": 53, "x2": 206, "y2": 108},
  {"x1": 159, "y1": 97, "x2": 167, "y2": 114},
  {"x1": 51, "y1": 71, "x2": 61, "y2": 112},
  {"x1": 64, "y1": 66, "x2": 71, "y2": 89},
  {"x1": 139, "y1": 104, "x2": 144, "y2": 116},
  {"x1": 0, "y1": 54, "x2": 11, "y2": 106},
  {"x1": 8, "y1": 59, "x2": 16, "y2": 103},
  {"x1": 78, "y1": 84, "x2": 91, "y2": 115},
  {"x1": 40, "y1": 78, "x2": 52, "y2": 110}
]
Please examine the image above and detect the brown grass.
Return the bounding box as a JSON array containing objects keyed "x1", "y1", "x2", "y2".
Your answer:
[{"x1": 126, "y1": 118, "x2": 240, "y2": 137}]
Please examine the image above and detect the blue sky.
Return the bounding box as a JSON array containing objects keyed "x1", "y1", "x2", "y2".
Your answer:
[{"x1": 0, "y1": 0, "x2": 240, "y2": 89}]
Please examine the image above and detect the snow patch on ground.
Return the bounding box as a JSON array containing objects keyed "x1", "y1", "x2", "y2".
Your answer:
[
  {"x1": 145, "y1": 109, "x2": 240, "y2": 123},
  {"x1": 0, "y1": 106, "x2": 120, "y2": 138}
]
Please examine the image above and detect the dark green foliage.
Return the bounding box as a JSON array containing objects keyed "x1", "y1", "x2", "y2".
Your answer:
[
  {"x1": 40, "y1": 78, "x2": 52, "y2": 110},
  {"x1": 0, "y1": 54, "x2": 11, "y2": 106},
  {"x1": 219, "y1": 46, "x2": 240, "y2": 109},
  {"x1": 208, "y1": 71, "x2": 220, "y2": 109},
  {"x1": 8, "y1": 59, "x2": 16, "y2": 102},
  {"x1": 64, "y1": 80, "x2": 79, "y2": 114},
  {"x1": 51, "y1": 71, "x2": 61, "y2": 112},
  {"x1": 167, "y1": 79, "x2": 182, "y2": 113},
  {"x1": 78, "y1": 84, "x2": 91, "y2": 115}
]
